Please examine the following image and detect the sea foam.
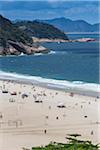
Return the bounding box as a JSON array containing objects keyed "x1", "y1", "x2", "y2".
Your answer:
[{"x1": 0, "y1": 70, "x2": 99, "y2": 97}]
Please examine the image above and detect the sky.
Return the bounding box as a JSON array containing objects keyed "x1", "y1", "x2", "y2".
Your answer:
[{"x1": 0, "y1": 0, "x2": 99, "y2": 24}]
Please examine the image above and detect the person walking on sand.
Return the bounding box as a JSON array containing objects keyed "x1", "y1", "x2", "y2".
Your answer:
[{"x1": 91, "y1": 131, "x2": 93, "y2": 135}]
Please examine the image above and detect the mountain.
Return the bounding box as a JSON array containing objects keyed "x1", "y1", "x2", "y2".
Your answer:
[
  {"x1": 0, "y1": 15, "x2": 38, "y2": 55},
  {"x1": 15, "y1": 21, "x2": 68, "y2": 40},
  {"x1": 42, "y1": 17, "x2": 99, "y2": 32},
  {"x1": 0, "y1": 15, "x2": 33, "y2": 45},
  {"x1": 1, "y1": 15, "x2": 74, "y2": 55},
  {"x1": 0, "y1": 15, "x2": 69, "y2": 55}
]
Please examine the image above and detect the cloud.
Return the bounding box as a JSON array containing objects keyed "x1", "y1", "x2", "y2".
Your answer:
[
  {"x1": 0, "y1": 9, "x2": 61, "y2": 20},
  {"x1": 63, "y1": 3, "x2": 99, "y2": 22},
  {"x1": 0, "y1": 1, "x2": 99, "y2": 23}
]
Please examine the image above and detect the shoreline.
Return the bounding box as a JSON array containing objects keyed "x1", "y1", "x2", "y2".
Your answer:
[
  {"x1": 32, "y1": 37, "x2": 99, "y2": 43},
  {"x1": 0, "y1": 78, "x2": 99, "y2": 98},
  {"x1": 0, "y1": 72, "x2": 99, "y2": 98}
]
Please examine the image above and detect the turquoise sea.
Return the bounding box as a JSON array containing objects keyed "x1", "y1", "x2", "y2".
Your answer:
[{"x1": 0, "y1": 34, "x2": 99, "y2": 84}]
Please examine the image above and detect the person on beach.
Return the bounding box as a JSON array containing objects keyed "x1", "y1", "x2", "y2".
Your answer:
[
  {"x1": 56, "y1": 116, "x2": 59, "y2": 120},
  {"x1": 49, "y1": 106, "x2": 51, "y2": 109},
  {"x1": 44, "y1": 129, "x2": 47, "y2": 134},
  {"x1": 91, "y1": 131, "x2": 94, "y2": 135},
  {"x1": 0, "y1": 113, "x2": 3, "y2": 119}
]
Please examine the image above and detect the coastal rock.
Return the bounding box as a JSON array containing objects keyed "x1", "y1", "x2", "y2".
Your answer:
[
  {"x1": 0, "y1": 45, "x2": 21, "y2": 56},
  {"x1": 9, "y1": 45, "x2": 21, "y2": 55},
  {"x1": 8, "y1": 40, "x2": 48, "y2": 55},
  {"x1": 0, "y1": 15, "x2": 49, "y2": 56},
  {"x1": 0, "y1": 40, "x2": 47, "y2": 56},
  {"x1": 0, "y1": 40, "x2": 48, "y2": 56},
  {"x1": 74, "y1": 38, "x2": 96, "y2": 42}
]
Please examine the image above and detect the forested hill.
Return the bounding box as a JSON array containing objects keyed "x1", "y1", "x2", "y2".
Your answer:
[
  {"x1": 0, "y1": 15, "x2": 33, "y2": 46},
  {"x1": 0, "y1": 15, "x2": 49, "y2": 55},
  {"x1": 0, "y1": 15, "x2": 68, "y2": 49},
  {"x1": 15, "y1": 21, "x2": 68, "y2": 40},
  {"x1": 0, "y1": 15, "x2": 68, "y2": 55}
]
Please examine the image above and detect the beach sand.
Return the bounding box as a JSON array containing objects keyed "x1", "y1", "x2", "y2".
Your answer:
[{"x1": 0, "y1": 80, "x2": 100, "y2": 150}]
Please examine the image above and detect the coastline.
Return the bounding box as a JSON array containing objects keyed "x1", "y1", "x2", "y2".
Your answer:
[
  {"x1": 32, "y1": 37, "x2": 98, "y2": 43},
  {"x1": 0, "y1": 71, "x2": 99, "y2": 98}
]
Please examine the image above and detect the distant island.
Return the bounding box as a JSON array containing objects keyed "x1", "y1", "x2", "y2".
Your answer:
[
  {"x1": 0, "y1": 15, "x2": 68, "y2": 56},
  {"x1": 41, "y1": 17, "x2": 99, "y2": 33}
]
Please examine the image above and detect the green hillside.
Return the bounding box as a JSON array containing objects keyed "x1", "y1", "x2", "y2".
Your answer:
[{"x1": 15, "y1": 21, "x2": 68, "y2": 40}]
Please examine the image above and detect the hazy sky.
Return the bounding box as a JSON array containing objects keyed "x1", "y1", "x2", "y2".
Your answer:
[{"x1": 0, "y1": 0, "x2": 99, "y2": 24}]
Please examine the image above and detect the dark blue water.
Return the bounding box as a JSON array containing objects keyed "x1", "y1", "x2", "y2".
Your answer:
[
  {"x1": 0, "y1": 35, "x2": 99, "y2": 84},
  {"x1": 67, "y1": 34, "x2": 99, "y2": 40}
]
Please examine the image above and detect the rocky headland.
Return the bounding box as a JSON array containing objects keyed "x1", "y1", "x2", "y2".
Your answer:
[
  {"x1": 0, "y1": 15, "x2": 97, "y2": 56},
  {"x1": 0, "y1": 15, "x2": 69, "y2": 56},
  {"x1": 0, "y1": 15, "x2": 50, "y2": 56}
]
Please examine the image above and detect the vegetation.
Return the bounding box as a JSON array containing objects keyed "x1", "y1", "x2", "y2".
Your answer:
[
  {"x1": 0, "y1": 15, "x2": 51, "y2": 55},
  {"x1": 0, "y1": 15, "x2": 33, "y2": 48},
  {"x1": 0, "y1": 15, "x2": 68, "y2": 51},
  {"x1": 15, "y1": 21, "x2": 68, "y2": 40},
  {"x1": 30, "y1": 135, "x2": 99, "y2": 150}
]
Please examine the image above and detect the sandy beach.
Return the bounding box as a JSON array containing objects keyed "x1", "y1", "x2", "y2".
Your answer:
[{"x1": 0, "y1": 79, "x2": 100, "y2": 150}]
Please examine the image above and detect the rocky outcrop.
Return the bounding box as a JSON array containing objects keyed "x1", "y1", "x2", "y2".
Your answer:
[
  {"x1": 74, "y1": 38, "x2": 96, "y2": 42},
  {"x1": 0, "y1": 15, "x2": 49, "y2": 56},
  {"x1": 0, "y1": 40, "x2": 48, "y2": 56}
]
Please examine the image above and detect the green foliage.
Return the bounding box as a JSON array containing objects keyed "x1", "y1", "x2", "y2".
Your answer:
[
  {"x1": 0, "y1": 15, "x2": 33, "y2": 48},
  {"x1": 15, "y1": 21, "x2": 68, "y2": 40},
  {"x1": 31, "y1": 135, "x2": 99, "y2": 150},
  {"x1": 0, "y1": 15, "x2": 68, "y2": 49}
]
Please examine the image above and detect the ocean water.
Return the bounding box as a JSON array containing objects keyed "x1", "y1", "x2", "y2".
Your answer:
[
  {"x1": 67, "y1": 33, "x2": 99, "y2": 40},
  {"x1": 0, "y1": 34, "x2": 99, "y2": 88}
]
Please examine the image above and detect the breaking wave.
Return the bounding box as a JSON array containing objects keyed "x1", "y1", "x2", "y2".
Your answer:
[{"x1": 0, "y1": 70, "x2": 99, "y2": 97}]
